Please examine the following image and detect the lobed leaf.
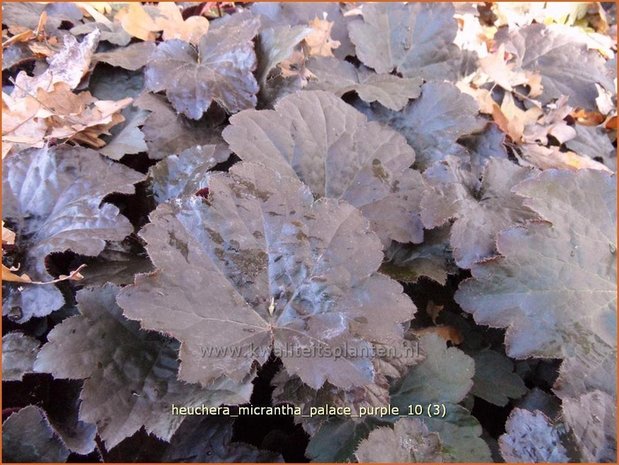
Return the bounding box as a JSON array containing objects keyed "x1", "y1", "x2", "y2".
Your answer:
[
  {"x1": 2, "y1": 406, "x2": 70, "y2": 462},
  {"x1": 390, "y1": 333, "x2": 474, "y2": 409},
  {"x1": 496, "y1": 23, "x2": 615, "y2": 108},
  {"x1": 149, "y1": 144, "x2": 231, "y2": 204},
  {"x1": 163, "y1": 417, "x2": 282, "y2": 462},
  {"x1": 499, "y1": 408, "x2": 569, "y2": 462},
  {"x1": 354, "y1": 418, "x2": 443, "y2": 462},
  {"x1": 381, "y1": 226, "x2": 457, "y2": 285},
  {"x1": 223, "y1": 90, "x2": 425, "y2": 245},
  {"x1": 2, "y1": 145, "x2": 144, "y2": 322},
  {"x1": 34, "y1": 284, "x2": 252, "y2": 449},
  {"x1": 421, "y1": 157, "x2": 538, "y2": 269},
  {"x1": 456, "y1": 169, "x2": 616, "y2": 359},
  {"x1": 145, "y1": 12, "x2": 260, "y2": 119},
  {"x1": 363, "y1": 82, "x2": 484, "y2": 169},
  {"x1": 118, "y1": 162, "x2": 415, "y2": 390},
  {"x1": 348, "y1": 3, "x2": 461, "y2": 80},
  {"x1": 306, "y1": 57, "x2": 422, "y2": 111},
  {"x1": 2, "y1": 332, "x2": 41, "y2": 381},
  {"x1": 134, "y1": 92, "x2": 224, "y2": 160},
  {"x1": 470, "y1": 349, "x2": 527, "y2": 407}
]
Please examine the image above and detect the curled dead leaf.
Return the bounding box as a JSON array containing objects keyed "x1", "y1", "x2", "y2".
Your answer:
[
  {"x1": 155, "y1": 3, "x2": 209, "y2": 45},
  {"x1": 519, "y1": 144, "x2": 612, "y2": 173},
  {"x1": 492, "y1": 93, "x2": 542, "y2": 142},
  {"x1": 2, "y1": 223, "x2": 16, "y2": 245},
  {"x1": 2, "y1": 264, "x2": 86, "y2": 285},
  {"x1": 115, "y1": 3, "x2": 160, "y2": 41},
  {"x1": 304, "y1": 17, "x2": 341, "y2": 57}
]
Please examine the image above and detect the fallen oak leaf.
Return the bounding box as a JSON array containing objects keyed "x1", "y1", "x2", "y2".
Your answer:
[
  {"x1": 571, "y1": 107, "x2": 606, "y2": 126},
  {"x1": 44, "y1": 93, "x2": 133, "y2": 147},
  {"x1": 155, "y1": 2, "x2": 209, "y2": 45},
  {"x1": 114, "y1": 3, "x2": 160, "y2": 41},
  {"x1": 304, "y1": 17, "x2": 340, "y2": 57},
  {"x1": 456, "y1": 81, "x2": 496, "y2": 115},
  {"x1": 518, "y1": 144, "x2": 612, "y2": 173},
  {"x1": 523, "y1": 95, "x2": 576, "y2": 145},
  {"x1": 12, "y1": 29, "x2": 100, "y2": 98},
  {"x1": 278, "y1": 49, "x2": 313, "y2": 82},
  {"x1": 4, "y1": 81, "x2": 132, "y2": 152},
  {"x1": 479, "y1": 44, "x2": 530, "y2": 92},
  {"x1": 27, "y1": 38, "x2": 60, "y2": 59},
  {"x1": 1, "y1": 264, "x2": 86, "y2": 285},
  {"x1": 2, "y1": 222, "x2": 16, "y2": 245},
  {"x1": 2, "y1": 264, "x2": 32, "y2": 284},
  {"x1": 2, "y1": 91, "x2": 47, "y2": 154},
  {"x1": 492, "y1": 92, "x2": 542, "y2": 142}
]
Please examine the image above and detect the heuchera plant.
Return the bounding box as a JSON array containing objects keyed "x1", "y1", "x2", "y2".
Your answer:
[{"x1": 2, "y1": 2, "x2": 616, "y2": 463}]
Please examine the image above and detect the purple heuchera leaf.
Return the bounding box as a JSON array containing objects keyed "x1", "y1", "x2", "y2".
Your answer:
[
  {"x1": 145, "y1": 12, "x2": 261, "y2": 119},
  {"x1": 223, "y1": 90, "x2": 425, "y2": 245},
  {"x1": 117, "y1": 162, "x2": 416, "y2": 390},
  {"x1": 499, "y1": 409, "x2": 569, "y2": 462},
  {"x1": 496, "y1": 23, "x2": 615, "y2": 109},
  {"x1": 134, "y1": 92, "x2": 223, "y2": 160},
  {"x1": 362, "y1": 82, "x2": 484, "y2": 169},
  {"x1": 163, "y1": 417, "x2": 283, "y2": 462},
  {"x1": 149, "y1": 144, "x2": 230, "y2": 204},
  {"x1": 354, "y1": 418, "x2": 443, "y2": 462},
  {"x1": 2, "y1": 406, "x2": 70, "y2": 463},
  {"x1": 306, "y1": 57, "x2": 423, "y2": 111},
  {"x1": 347, "y1": 2, "x2": 461, "y2": 80},
  {"x1": 34, "y1": 284, "x2": 252, "y2": 449},
  {"x1": 456, "y1": 169, "x2": 616, "y2": 359},
  {"x1": 421, "y1": 157, "x2": 538, "y2": 269},
  {"x1": 2, "y1": 145, "x2": 144, "y2": 323}
]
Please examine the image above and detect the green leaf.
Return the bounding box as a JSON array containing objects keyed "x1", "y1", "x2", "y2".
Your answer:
[
  {"x1": 471, "y1": 349, "x2": 527, "y2": 407},
  {"x1": 390, "y1": 333, "x2": 474, "y2": 409}
]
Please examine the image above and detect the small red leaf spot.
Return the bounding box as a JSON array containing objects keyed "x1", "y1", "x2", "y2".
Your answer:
[{"x1": 195, "y1": 187, "x2": 210, "y2": 199}]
